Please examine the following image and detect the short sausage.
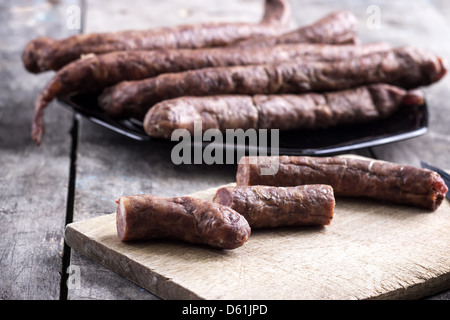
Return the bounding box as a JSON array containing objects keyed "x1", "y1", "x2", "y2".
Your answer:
[
  {"x1": 116, "y1": 194, "x2": 251, "y2": 249},
  {"x1": 213, "y1": 185, "x2": 335, "y2": 228}
]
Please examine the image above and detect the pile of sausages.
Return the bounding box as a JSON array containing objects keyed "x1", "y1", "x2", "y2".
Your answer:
[
  {"x1": 23, "y1": 0, "x2": 447, "y2": 145},
  {"x1": 116, "y1": 155, "x2": 448, "y2": 250}
]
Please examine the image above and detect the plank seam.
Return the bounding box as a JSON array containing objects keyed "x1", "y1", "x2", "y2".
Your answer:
[{"x1": 59, "y1": 114, "x2": 79, "y2": 300}]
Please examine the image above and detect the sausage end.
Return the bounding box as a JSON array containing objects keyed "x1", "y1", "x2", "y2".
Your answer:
[
  {"x1": 116, "y1": 197, "x2": 128, "y2": 241},
  {"x1": 22, "y1": 37, "x2": 55, "y2": 73}
]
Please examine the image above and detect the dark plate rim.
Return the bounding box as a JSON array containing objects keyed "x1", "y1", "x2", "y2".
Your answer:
[{"x1": 56, "y1": 93, "x2": 429, "y2": 156}]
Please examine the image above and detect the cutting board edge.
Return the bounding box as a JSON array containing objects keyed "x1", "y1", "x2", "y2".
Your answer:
[
  {"x1": 64, "y1": 219, "x2": 207, "y2": 300},
  {"x1": 64, "y1": 211, "x2": 450, "y2": 301},
  {"x1": 370, "y1": 272, "x2": 450, "y2": 300}
]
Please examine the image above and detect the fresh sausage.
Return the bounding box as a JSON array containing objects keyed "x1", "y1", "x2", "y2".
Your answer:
[
  {"x1": 213, "y1": 185, "x2": 335, "y2": 228},
  {"x1": 236, "y1": 156, "x2": 449, "y2": 211},
  {"x1": 116, "y1": 194, "x2": 251, "y2": 249}
]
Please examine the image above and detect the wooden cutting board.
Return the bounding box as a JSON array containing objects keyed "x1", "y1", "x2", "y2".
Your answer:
[{"x1": 64, "y1": 178, "x2": 450, "y2": 300}]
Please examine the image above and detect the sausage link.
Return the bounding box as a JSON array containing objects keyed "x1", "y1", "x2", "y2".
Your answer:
[
  {"x1": 236, "y1": 156, "x2": 449, "y2": 211},
  {"x1": 254, "y1": 84, "x2": 423, "y2": 130},
  {"x1": 144, "y1": 95, "x2": 258, "y2": 139},
  {"x1": 116, "y1": 194, "x2": 251, "y2": 249},
  {"x1": 143, "y1": 84, "x2": 423, "y2": 139},
  {"x1": 213, "y1": 185, "x2": 335, "y2": 228},
  {"x1": 22, "y1": 0, "x2": 290, "y2": 73}
]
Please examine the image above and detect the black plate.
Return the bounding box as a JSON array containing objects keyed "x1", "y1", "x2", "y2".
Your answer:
[{"x1": 57, "y1": 93, "x2": 428, "y2": 156}]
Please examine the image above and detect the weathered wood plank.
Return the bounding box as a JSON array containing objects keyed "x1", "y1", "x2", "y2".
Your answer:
[{"x1": 0, "y1": 1, "x2": 80, "y2": 299}]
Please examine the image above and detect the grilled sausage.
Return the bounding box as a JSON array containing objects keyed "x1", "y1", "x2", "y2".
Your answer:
[
  {"x1": 99, "y1": 46, "x2": 446, "y2": 121},
  {"x1": 116, "y1": 194, "x2": 251, "y2": 249},
  {"x1": 213, "y1": 185, "x2": 335, "y2": 228},
  {"x1": 31, "y1": 42, "x2": 391, "y2": 144},
  {"x1": 22, "y1": 0, "x2": 291, "y2": 73},
  {"x1": 143, "y1": 84, "x2": 424, "y2": 139},
  {"x1": 236, "y1": 156, "x2": 449, "y2": 211}
]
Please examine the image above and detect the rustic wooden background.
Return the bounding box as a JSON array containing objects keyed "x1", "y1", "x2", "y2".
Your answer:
[{"x1": 0, "y1": 0, "x2": 449, "y2": 300}]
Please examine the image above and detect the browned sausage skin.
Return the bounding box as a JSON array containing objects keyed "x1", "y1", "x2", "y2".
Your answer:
[
  {"x1": 213, "y1": 185, "x2": 335, "y2": 228},
  {"x1": 143, "y1": 84, "x2": 423, "y2": 139},
  {"x1": 22, "y1": 0, "x2": 291, "y2": 73},
  {"x1": 236, "y1": 156, "x2": 449, "y2": 211},
  {"x1": 116, "y1": 194, "x2": 251, "y2": 249}
]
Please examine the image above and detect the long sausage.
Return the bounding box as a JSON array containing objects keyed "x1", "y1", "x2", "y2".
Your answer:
[
  {"x1": 31, "y1": 42, "x2": 391, "y2": 144},
  {"x1": 99, "y1": 46, "x2": 446, "y2": 120},
  {"x1": 234, "y1": 10, "x2": 358, "y2": 48},
  {"x1": 116, "y1": 194, "x2": 251, "y2": 249},
  {"x1": 236, "y1": 156, "x2": 449, "y2": 211},
  {"x1": 213, "y1": 185, "x2": 335, "y2": 228},
  {"x1": 22, "y1": 0, "x2": 291, "y2": 73},
  {"x1": 143, "y1": 84, "x2": 424, "y2": 139}
]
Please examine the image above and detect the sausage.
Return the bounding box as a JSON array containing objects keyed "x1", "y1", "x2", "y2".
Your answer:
[
  {"x1": 143, "y1": 84, "x2": 424, "y2": 139},
  {"x1": 234, "y1": 10, "x2": 358, "y2": 48},
  {"x1": 22, "y1": 0, "x2": 291, "y2": 73},
  {"x1": 99, "y1": 46, "x2": 446, "y2": 120},
  {"x1": 144, "y1": 95, "x2": 259, "y2": 139},
  {"x1": 255, "y1": 85, "x2": 424, "y2": 130},
  {"x1": 236, "y1": 156, "x2": 449, "y2": 211},
  {"x1": 116, "y1": 194, "x2": 251, "y2": 249},
  {"x1": 213, "y1": 185, "x2": 335, "y2": 228},
  {"x1": 31, "y1": 42, "x2": 391, "y2": 145}
]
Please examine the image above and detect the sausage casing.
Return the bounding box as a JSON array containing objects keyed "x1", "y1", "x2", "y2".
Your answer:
[
  {"x1": 116, "y1": 195, "x2": 251, "y2": 249},
  {"x1": 213, "y1": 185, "x2": 335, "y2": 228},
  {"x1": 236, "y1": 156, "x2": 449, "y2": 211},
  {"x1": 22, "y1": 0, "x2": 291, "y2": 73},
  {"x1": 234, "y1": 10, "x2": 358, "y2": 48},
  {"x1": 143, "y1": 84, "x2": 423, "y2": 139}
]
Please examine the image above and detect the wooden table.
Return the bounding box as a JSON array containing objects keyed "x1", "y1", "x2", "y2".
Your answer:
[{"x1": 1, "y1": 0, "x2": 449, "y2": 300}]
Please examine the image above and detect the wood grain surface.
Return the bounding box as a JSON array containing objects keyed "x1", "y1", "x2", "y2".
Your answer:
[{"x1": 0, "y1": 1, "x2": 79, "y2": 300}]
